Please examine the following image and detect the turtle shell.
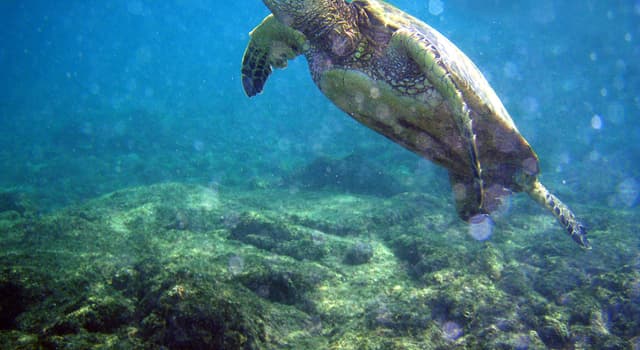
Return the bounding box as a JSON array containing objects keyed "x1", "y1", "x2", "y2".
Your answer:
[{"x1": 315, "y1": 0, "x2": 539, "y2": 215}]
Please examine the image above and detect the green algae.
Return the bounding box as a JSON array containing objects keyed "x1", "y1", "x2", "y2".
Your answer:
[{"x1": 0, "y1": 183, "x2": 638, "y2": 349}]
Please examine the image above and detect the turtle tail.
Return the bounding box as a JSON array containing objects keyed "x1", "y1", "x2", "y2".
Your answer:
[{"x1": 527, "y1": 180, "x2": 591, "y2": 249}]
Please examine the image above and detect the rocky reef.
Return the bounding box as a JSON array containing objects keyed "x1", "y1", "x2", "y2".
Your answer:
[{"x1": 0, "y1": 183, "x2": 638, "y2": 349}]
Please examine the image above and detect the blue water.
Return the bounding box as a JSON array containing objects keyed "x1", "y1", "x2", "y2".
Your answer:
[
  {"x1": 1, "y1": 0, "x2": 639, "y2": 347},
  {"x1": 1, "y1": 0, "x2": 638, "y2": 209}
]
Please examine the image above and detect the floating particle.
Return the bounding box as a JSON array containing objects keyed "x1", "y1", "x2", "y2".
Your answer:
[
  {"x1": 376, "y1": 104, "x2": 391, "y2": 121},
  {"x1": 369, "y1": 87, "x2": 381, "y2": 99},
  {"x1": 591, "y1": 115, "x2": 602, "y2": 130},
  {"x1": 600, "y1": 88, "x2": 608, "y2": 97},
  {"x1": 531, "y1": 0, "x2": 556, "y2": 24},
  {"x1": 503, "y1": 61, "x2": 520, "y2": 80},
  {"x1": 90, "y1": 83, "x2": 100, "y2": 95},
  {"x1": 127, "y1": 1, "x2": 144, "y2": 16},
  {"x1": 514, "y1": 334, "x2": 532, "y2": 350},
  {"x1": 228, "y1": 255, "x2": 244, "y2": 275},
  {"x1": 193, "y1": 139, "x2": 205, "y2": 151},
  {"x1": 521, "y1": 96, "x2": 539, "y2": 114},
  {"x1": 607, "y1": 102, "x2": 625, "y2": 125},
  {"x1": 428, "y1": 0, "x2": 444, "y2": 16},
  {"x1": 613, "y1": 75, "x2": 625, "y2": 91},
  {"x1": 442, "y1": 321, "x2": 463, "y2": 341},
  {"x1": 468, "y1": 214, "x2": 493, "y2": 241},
  {"x1": 617, "y1": 178, "x2": 639, "y2": 207}
]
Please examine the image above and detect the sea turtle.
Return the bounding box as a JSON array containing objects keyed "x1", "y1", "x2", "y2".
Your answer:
[{"x1": 241, "y1": 0, "x2": 590, "y2": 248}]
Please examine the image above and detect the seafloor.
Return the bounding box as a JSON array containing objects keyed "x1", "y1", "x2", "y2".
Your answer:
[{"x1": 0, "y1": 178, "x2": 638, "y2": 349}]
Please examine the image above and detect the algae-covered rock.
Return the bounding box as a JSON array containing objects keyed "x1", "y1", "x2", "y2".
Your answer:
[
  {"x1": 230, "y1": 211, "x2": 328, "y2": 261},
  {"x1": 343, "y1": 241, "x2": 374, "y2": 265},
  {"x1": 0, "y1": 278, "x2": 28, "y2": 330},
  {"x1": 141, "y1": 281, "x2": 267, "y2": 349},
  {"x1": 289, "y1": 154, "x2": 405, "y2": 197},
  {"x1": 0, "y1": 191, "x2": 35, "y2": 216},
  {"x1": 0, "y1": 182, "x2": 638, "y2": 349}
]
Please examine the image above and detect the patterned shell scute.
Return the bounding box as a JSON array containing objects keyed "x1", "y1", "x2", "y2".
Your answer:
[{"x1": 355, "y1": 0, "x2": 517, "y2": 131}]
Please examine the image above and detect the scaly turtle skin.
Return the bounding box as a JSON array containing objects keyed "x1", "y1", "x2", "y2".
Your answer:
[{"x1": 241, "y1": 0, "x2": 590, "y2": 249}]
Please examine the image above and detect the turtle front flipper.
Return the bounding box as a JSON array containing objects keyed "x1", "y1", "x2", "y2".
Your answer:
[
  {"x1": 527, "y1": 180, "x2": 591, "y2": 249},
  {"x1": 241, "y1": 14, "x2": 307, "y2": 96}
]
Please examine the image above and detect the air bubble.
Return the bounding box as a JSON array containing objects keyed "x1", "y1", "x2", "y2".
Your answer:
[
  {"x1": 193, "y1": 140, "x2": 204, "y2": 152},
  {"x1": 616, "y1": 178, "x2": 639, "y2": 207},
  {"x1": 127, "y1": 1, "x2": 144, "y2": 16},
  {"x1": 468, "y1": 214, "x2": 493, "y2": 241},
  {"x1": 228, "y1": 255, "x2": 244, "y2": 275},
  {"x1": 376, "y1": 104, "x2": 391, "y2": 120},
  {"x1": 591, "y1": 115, "x2": 602, "y2": 130},
  {"x1": 442, "y1": 321, "x2": 463, "y2": 341},
  {"x1": 369, "y1": 87, "x2": 381, "y2": 99},
  {"x1": 503, "y1": 61, "x2": 520, "y2": 80},
  {"x1": 428, "y1": 0, "x2": 444, "y2": 16}
]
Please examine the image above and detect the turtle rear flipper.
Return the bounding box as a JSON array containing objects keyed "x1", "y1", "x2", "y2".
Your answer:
[
  {"x1": 527, "y1": 180, "x2": 591, "y2": 249},
  {"x1": 449, "y1": 172, "x2": 484, "y2": 221},
  {"x1": 241, "y1": 15, "x2": 307, "y2": 96}
]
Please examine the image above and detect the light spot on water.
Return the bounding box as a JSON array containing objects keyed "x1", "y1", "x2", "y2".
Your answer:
[
  {"x1": 354, "y1": 91, "x2": 365, "y2": 106},
  {"x1": 428, "y1": 0, "x2": 444, "y2": 16},
  {"x1": 588, "y1": 150, "x2": 601, "y2": 162},
  {"x1": 607, "y1": 102, "x2": 625, "y2": 125},
  {"x1": 558, "y1": 152, "x2": 571, "y2": 165},
  {"x1": 193, "y1": 139, "x2": 204, "y2": 152},
  {"x1": 591, "y1": 115, "x2": 602, "y2": 130},
  {"x1": 468, "y1": 214, "x2": 493, "y2": 241},
  {"x1": 522, "y1": 96, "x2": 539, "y2": 114},
  {"x1": 625, "y1": 33, "x2": 632, "y2": 42},
  {"x1": 531, "y1": 0, "x2": 556, "y2": 24},
  {"x1": 228, "y1": 255, "x2": 244, "y2": 275},
  {"x1": 89, "y1": 83, "x2": 100, "y2": 95},
  {"x1": 127, "y1": 1, "x2": 144, "y2": 16},
  {"x1": 277, "y1": 138, "x2": 291, "y2": 152},
  {"x1": 613, "y1": 75, "x2": 625, "y2": 91},
  {"x1": 503, "y1": 61, "x2": 520, "y2": 80},
  {"x1": 369, "y1": 87, "x2": 381, "y2": 99},
  {"x1": 514, "y1": 334, "x2": 531, "y2": 349},
  {"x1": 496, "y1": 135, "x2": 516, "y2": 153},
  {"x1": 521, "y1": 157, "x2": 538, "y2": 175},
  {"x1": 311, "y1": 230, "x2": 325, "y2": 246},
  {"x1": 633, "y1": 336, "x2": 640, "y2": 350},
  {"x1": 600, "y1": 88, "x2": 608, "y2": 97},
  {"x1": 452, "y1": 183, "x2": 466, "y2": 202},
  {"x1": 376, "y1": 104, "x2": 391, "y2": 121},
  {"x1": 589, "y1": 52, "x2": 598, "y2": 61},
  {"x1": 486, "y1": 184, "x2": 512, "y2": 219},
  {"x1": 442, "y1": 321, "x2": 462, "y2": 341},
  {"x1": 616, "y1": 178, "x2": 639, "y2": 207}
]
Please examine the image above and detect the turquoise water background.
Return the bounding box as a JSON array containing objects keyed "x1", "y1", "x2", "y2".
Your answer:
[
  {"x1": 1, "y1": 1, "x2": 639, "y2": 348},
  {"x1": 1, "y1": 1, "x2": 638, "y2": 210}
]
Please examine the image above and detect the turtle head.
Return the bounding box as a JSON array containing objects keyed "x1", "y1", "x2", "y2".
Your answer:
[{"x1": 262, "y1": 0, "x2": 360, "y2": 56}]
